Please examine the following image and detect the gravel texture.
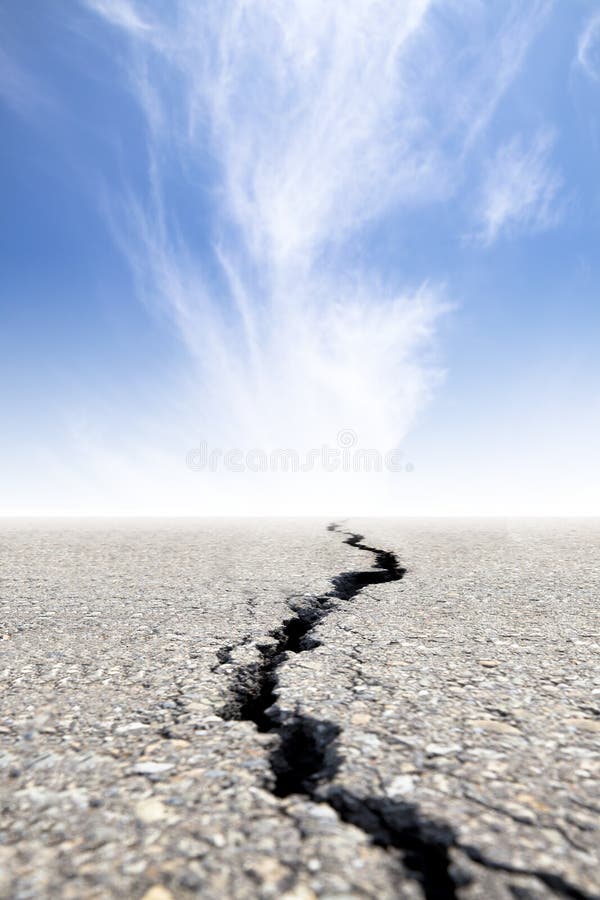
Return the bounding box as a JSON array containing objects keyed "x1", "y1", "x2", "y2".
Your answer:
[{"x1": 1, "y1": 518, "x2": 599, "y2": 899}]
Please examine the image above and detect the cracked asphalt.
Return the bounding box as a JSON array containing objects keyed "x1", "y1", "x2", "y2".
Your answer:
[{"x1": 1, "y1": 518, "x2": 599, "y2": 899}]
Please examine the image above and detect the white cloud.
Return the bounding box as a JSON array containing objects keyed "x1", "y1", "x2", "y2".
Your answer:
[
  {"x1": 94, "y1": 1, "x2": 551, "y2": 270},
  {"x1": 474, "y1": 130, "x2": 563, "y2": 245},
  {"x1": 449, "y1": 0, "x2": 552, "y2": 153},
  {"x1": 577, "y1": 12, "x2": 600, "y2": 81},
  {"x1": 72, "y1": 0, "x2": 551, "y2": 510},
  {"x1": 81, "y1": 0, "x2": 152, "y2": 34}
]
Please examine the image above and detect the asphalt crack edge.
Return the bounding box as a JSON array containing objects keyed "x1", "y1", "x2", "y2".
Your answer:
[{"x1": 216, "y1": 523, "x2": 596, "y2": 900}]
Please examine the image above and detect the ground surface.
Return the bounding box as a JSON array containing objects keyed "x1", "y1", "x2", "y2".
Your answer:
[{"x1": 1, "y1": 518, "x2": 599, "y2": 899}]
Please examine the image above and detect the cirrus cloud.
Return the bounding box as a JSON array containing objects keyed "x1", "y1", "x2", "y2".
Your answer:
[
  {"x1": 577, "y1": 12, "x2": 600, "y2": 81},
  {"x1": 474, "y1": 130, "x2": 563, "y2": 246},
  {"x1": 71, "y1": 0, "x2": 553, "y2": 510}
]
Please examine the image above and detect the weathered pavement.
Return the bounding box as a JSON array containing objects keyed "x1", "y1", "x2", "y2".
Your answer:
[{"x1": 1, "y1": 519, "x2": 599, "y2": 899}]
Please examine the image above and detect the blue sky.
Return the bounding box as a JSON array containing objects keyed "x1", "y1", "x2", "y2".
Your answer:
[{"x1": 1, "y1": 1, "x2": 599, "y2": 515}]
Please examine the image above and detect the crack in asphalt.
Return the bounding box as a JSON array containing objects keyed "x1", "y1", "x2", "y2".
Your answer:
[{"x1": 216, "y1": 523, "x2": 596, "y2": 900}]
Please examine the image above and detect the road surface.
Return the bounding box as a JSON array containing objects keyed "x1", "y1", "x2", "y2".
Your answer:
[{"x1": 1, "y1": 519, "x2": 599, "y2": 899}]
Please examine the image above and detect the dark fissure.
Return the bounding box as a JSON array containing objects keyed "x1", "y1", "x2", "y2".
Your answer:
[{"x1": 215, "y1": 524, "x2": 593, "y2": 900}]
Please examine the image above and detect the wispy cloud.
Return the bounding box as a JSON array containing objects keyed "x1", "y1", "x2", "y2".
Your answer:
[
  {"x1": 448, "y1": 0, "x2": 552, "y2": 154},
  {"x1": 474, "y1": 130, "x2": 563, "y2": 246},
  {"x1": 81, "y1": 0, "x2": 152, "y2": 34},
  {"x1": 73, "y1": 1, "x2": 551, "y2": 508},
  {"x1": 89, "y1": 1, "x2": 552, "y2": 269},
  {"x1": 577, "y1": 12, "x2": 600, "y2": 81}
]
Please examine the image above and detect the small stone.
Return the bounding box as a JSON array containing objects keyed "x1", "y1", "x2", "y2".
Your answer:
[
  {"x1": 387, "y1": 774, "x2": 415, "y2": 797},
  {"x1": 309, "y1": 804, "x2": 338, "y2": 821},
  {"x1": 425, "y1": 743, "x2": 462, "y2": 757},
  {"x1": 281, "y1": 885, "x2": 317, "y2": 900},
  {"x1": 470, "y1": 720, "x2": 521, "y2": 734},
  {"x1": 123, "y1": 860, "x2": 147, "y2": 875},
  {"x1": 177, "y1": 837, "x2": 207, "y2": 858},
  {"x1": 514, "y1": 792, "x2": 550, "y2": 813},
  {"x1": 249, "y1": 856, "x2": 288, "y2": 886},
  {"x1": 133, "y1": 762, "x2": 174, "y2": 775},
  {"x1": 351, "y1": 712, "x2": 371, "y2": 726},
  {"x1": 135, "y1": 798, "x2": 166, "y2": 824},
  {"x1": 116, "y1": 722, "x2": 150, "y2": 734},
  {"x1": 141, "y1": 887, "x2": 174, "y2": 900},
  {"x1": 565, "y1": 719, "x2": 600, "y2": 731},
  {"x1": 478, "y1": 660, "x2": 500, "y2": 668},
  {"x1": 359, "y1": 732, "x2": 380, "y2": 749}
]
